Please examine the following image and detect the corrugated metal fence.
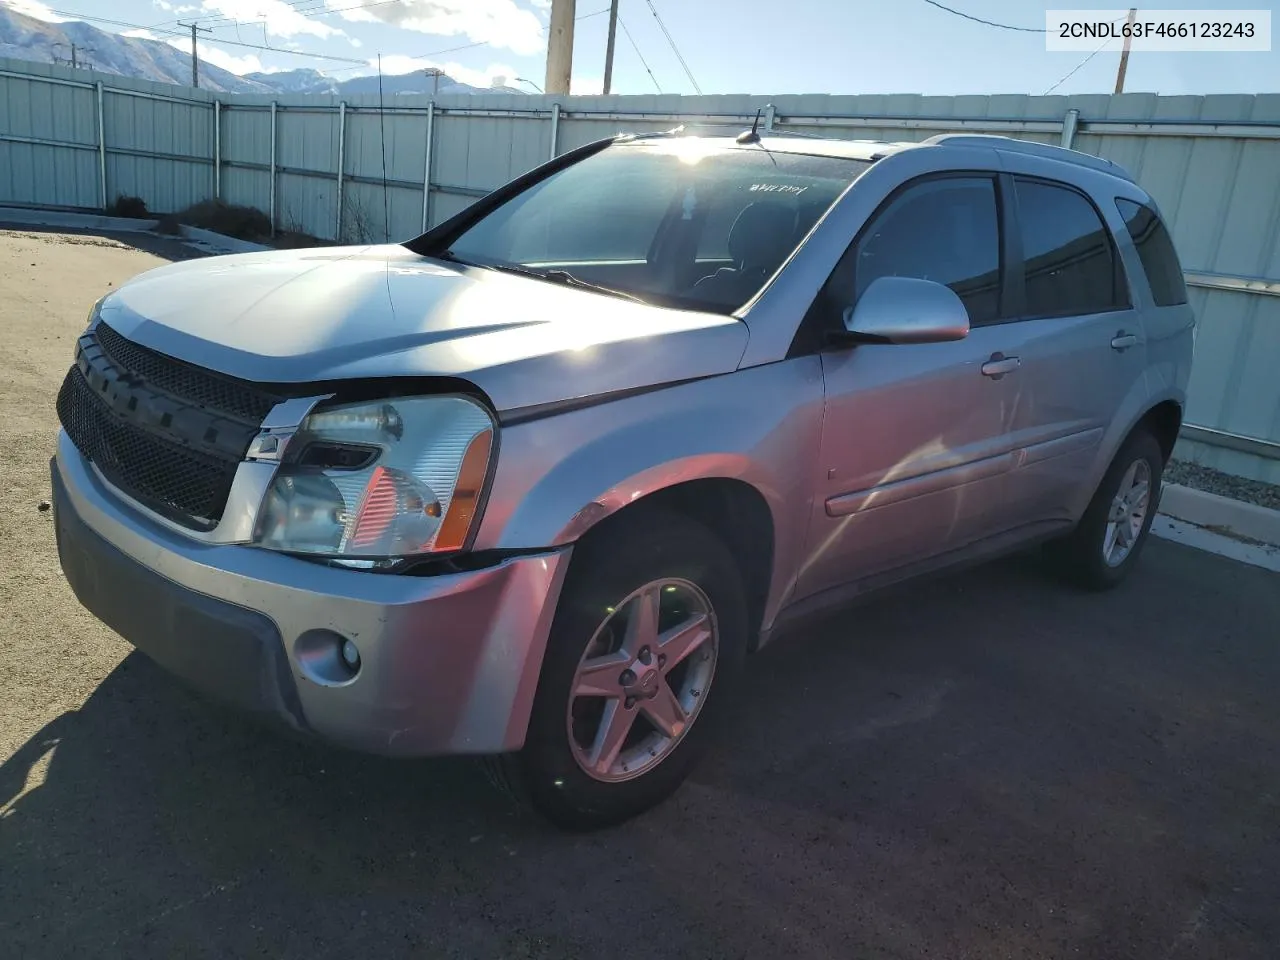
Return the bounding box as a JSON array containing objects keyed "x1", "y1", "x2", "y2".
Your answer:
[{"x1": 2, "y1": 58, "x2": 1278, "y2": 483}]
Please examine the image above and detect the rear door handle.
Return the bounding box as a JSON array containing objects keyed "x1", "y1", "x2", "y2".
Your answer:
[
  {"x1": 981, "y1": 353, "x2": 1020, "y2": 379},
  {"x1": 1111, "y1": 332, "x2": 1139, "y2": 351}
]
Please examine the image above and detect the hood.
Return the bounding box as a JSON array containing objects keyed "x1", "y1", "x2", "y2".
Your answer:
[{"x1": 99, "y1": 245, "x2": 749, "y2": 413}]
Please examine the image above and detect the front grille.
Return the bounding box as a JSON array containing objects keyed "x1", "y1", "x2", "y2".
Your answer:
[
  {"x1": 96, "y1": 322, "x2": 281, "y2": 422},
  {"x1": 58, "y1": 368, "x2": 237, "y2": 528},
  {"x1": 56, "y1": 323, "x2": 283, "y2": 530}
]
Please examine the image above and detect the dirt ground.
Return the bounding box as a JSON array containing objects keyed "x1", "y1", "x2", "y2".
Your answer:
[
  {"x1": 0, "y1": 229, "x2": 199, "y2": 759},
  {"x1": 3, "y1": 227, "x2": 1280, "y2": 960}
]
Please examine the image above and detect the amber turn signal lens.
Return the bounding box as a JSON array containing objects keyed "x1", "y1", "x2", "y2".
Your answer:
[{"x1": 435, "y1": 429, "x2": 493, "y2": 552}]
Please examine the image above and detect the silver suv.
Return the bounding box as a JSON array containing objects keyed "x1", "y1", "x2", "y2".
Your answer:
[{"x1": 52, "y1": 132, "x2": 1194, "y2": 828}]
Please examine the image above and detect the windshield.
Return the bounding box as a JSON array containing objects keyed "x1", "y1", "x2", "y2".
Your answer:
[{"x1": 443, "y1": 140, "x2": 868, "y2": 313}]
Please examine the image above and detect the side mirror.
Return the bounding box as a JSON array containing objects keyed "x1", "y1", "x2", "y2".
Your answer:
[{"x1": 842, "y1": 276, "x2": 970, "y2": 345}]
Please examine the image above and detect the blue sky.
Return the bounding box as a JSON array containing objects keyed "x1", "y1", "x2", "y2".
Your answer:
[{"x1": 9, "y1": 0, "x2": 1279, "y2": 95}]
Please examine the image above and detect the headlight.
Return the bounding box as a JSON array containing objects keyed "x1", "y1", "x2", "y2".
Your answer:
[{"x1": 252, "y1": 395, "x2": 495, "y2": 562}]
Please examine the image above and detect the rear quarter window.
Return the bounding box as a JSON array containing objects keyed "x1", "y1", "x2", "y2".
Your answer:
[{"x1": 1115, "y1": 198, "x2": 1188, "y2": 307}]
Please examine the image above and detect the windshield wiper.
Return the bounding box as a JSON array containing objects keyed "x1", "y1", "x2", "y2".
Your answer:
[
  {"x1": 442, "y1": 252, "x2": 648, "y2": 304},
  {"x1": 537, "y1": 269, "x2": 649, "y2": 304}
]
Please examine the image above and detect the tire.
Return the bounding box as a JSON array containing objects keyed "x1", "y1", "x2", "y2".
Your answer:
[
  {"x1": 1046, "y1": 428, "x2": 1165, "y2": 590},
  {"x1": 488, "y1": 508, "x2": 748, "y2": 830}
]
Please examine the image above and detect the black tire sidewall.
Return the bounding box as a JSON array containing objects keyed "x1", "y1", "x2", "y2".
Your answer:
[
  {"x1": 517, "y1": 510, "x2": 749, "y2": 829},
  {"x1": 1067, "y1": 430, "x2": 1165, "y2": 588}
]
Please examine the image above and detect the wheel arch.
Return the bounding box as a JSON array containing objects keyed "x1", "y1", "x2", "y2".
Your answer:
[
  {"x1": 1074, "y1": 392, "x2": 1184, "y2": 519},
  {"x1": 568, "y1": 475, "x2": 778, "y2": 651}
]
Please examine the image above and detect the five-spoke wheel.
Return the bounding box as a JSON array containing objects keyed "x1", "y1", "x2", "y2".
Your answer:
[{"x1": 567, "y1": 579, "x2": 718, "y2": 782}]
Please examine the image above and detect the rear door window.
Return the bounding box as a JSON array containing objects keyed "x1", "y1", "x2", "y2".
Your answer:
[
  {"x1": 1014, "y1": 179, "x2": 1128, "y2": 317},
  {"x1": 1115, "y1": 198, "x2": 1188, "y2": 306}
]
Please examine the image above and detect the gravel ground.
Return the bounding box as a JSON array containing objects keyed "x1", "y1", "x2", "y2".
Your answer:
[
  {"x1": 1166, "y1": 459, "x2": 1280, "y2": 512},
  {"x1": 3, "y1": 229, "x2": 1280, "y2": 959}
]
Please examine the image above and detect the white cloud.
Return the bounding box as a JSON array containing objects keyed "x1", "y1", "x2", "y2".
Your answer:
[
  {"x1": 331, "y1": 0, "x2": 545, "y2": 57},
  {"x1": 195, "y1": 41, "x2": 265, "y2": 74},
  {"x1": 571, "y1": 74, "x2": 603, "y2": 96},
  {"x1": 197, "y1": 0, "x2": 345, "y2": 40},
  {"x1": 371, "y1": 55, "x2": 521, "y2": 90},
  {"x1": 3, "y1": 0, "x2": 69, "y2": 21},
  {"x1": 159, "y1": 35, "x2": 265, "y2": 74}
]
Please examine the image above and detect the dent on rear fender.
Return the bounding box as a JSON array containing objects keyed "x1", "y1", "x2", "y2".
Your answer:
[{"x1": 1074, "y1": 380, "x2": 1184, "y2": 518}]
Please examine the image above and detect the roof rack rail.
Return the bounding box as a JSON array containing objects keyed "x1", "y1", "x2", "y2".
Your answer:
[
  {"x1": 921, "y1": 133, "x2": 1134, "y2": 182},
  {"x1": 614, "y1": 125, "x2": 688, "y2": 142}
]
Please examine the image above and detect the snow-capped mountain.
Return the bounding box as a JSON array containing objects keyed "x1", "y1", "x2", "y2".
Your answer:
[
  {"x1": 0, "y1": 6, "x2": 524, "y2": 97},
  {"x1": 243, "y1": 67, "x2": 524, "y2": 97},
  {"x1": 0, "y1": 5, "x2": 272, "y2": 93}
]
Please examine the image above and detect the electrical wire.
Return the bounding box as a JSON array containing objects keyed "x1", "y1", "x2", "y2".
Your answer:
[
  {"x1": 148, "y1": 0, "x2": 326, "y2": 31},
  {"x1": 916, "y1": 0, "x2": 1045, "y2": 32},
  {"x1": 642, "y1": 0, "x2": 700, "y2": 94},
  {"x1": 47, "y1": 9, "x2": 369, "y2": 63},
  {"x1": 48, "y1": 4, "x2": 617, "y2": 81},
  {"x1": 321, "y1": 7, "x2": 614, "y2": 75},
  {"x1": 618, "y1": 15, "x2": 662, "y2": 93},
  {"x1": 167, "y1": 0, "x2": 403, "y2": 33},
  {"x1": 1042, "y1": 37, "x2": 1115, "y2": 95}
]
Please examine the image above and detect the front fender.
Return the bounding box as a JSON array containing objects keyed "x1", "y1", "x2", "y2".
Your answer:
[{"x1": 472, "y1": 358, "x2": 826, "y2": 627}]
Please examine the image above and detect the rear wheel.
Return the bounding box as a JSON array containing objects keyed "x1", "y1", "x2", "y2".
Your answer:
[
  {"x1": 1046, "y1": 429, "x2": 1165, "y2": 590},
  {"x1": 487, "y1": 509, "x2": 748, "y2": 830}
]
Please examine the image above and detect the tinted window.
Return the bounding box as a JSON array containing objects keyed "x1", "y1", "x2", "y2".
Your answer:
[
  {"x1": 1116, "y1": 198, "x2": 1188, "y2": 306},
  {"x1": 848, "y1": 177, "x2": 1001, "y2": 325},
  {"x1": 1014, "y1": 179, "x2": 1126, "y2": 316},
  {"x1": 446, "y1": 142, "x2": 866, "y2": 313}
]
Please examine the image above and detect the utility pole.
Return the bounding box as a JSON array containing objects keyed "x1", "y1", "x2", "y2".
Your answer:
[
  {"x1": 52, "y1": 42, "x2": 89, "y2": 69},
  {"x1": 177, "y1": 21, "x2": 213, "y2": 88},
  {"x1": 544, "y1": 0, "x2": 576, "y2": 96},
  {"x1": 423, "y1": 67, "x2": 444, "y2": 97},
  {"x1": 1114, "y1": 7, "x2": 1137, "y2": 94},
  {"x1": 602, "y1": 0, "x2": 619, "y2": 94}
]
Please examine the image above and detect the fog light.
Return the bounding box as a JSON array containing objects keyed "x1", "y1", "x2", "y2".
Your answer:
[{"x1": 341, "y1": 639, "x2": 361, "y2": 670}]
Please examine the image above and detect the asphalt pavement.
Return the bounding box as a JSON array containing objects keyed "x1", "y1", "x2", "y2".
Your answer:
[{"x1": 2, "y1": 228, "x2": 1279, "y2": 959}]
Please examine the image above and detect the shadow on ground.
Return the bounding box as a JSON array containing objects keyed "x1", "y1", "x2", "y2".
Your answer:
[
  {"x1": 0, "y1": 223, "x2": 204, "y2": 263},
  {"x1": 3, "y1": 543, "x2": 1279, "y2": 959}
]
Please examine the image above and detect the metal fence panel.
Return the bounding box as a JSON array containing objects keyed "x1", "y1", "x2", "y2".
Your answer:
[
  {"x1": 101, "y1": 90, "x2": 212, "y2": 212},
  {"x1": 2, "y1": 56, "x2": 1279, "y2": 480},
  {"x1": 0, "y1": 66, "x2": 98, "y2": 208}
]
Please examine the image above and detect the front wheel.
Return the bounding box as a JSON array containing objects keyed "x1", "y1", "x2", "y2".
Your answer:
[
  {"x1": 487, "y1": 510, "x2": 748, "y2": 830},
  {"x1": 1046, "y1": 428, "x2": 1165, "y2": 590}
]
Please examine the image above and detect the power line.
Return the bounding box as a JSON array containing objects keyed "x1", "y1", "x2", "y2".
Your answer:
[
  {"x1": 916, "y1": 0, "x2": 1045, "y2": 33},
  {"x1": 642, "y1": 0, "x2": 700, "y2": 93},
  {"x1": 324, "y1": 39, "x2": 492, "y2": 74},
  {"x1": 618, "y1": 15, "x2": 661, "y2": 93},
  {"x1": 321, "y1": 6, "x2": 613, "y2": 75},
  {"x1": 173, "y1": 0, "x2": 402, "y2": 33},
  {"x1": 1042, "y1": 37, "x2": 1115, "y2": 96},
  {"x1": 149, "y1": 0, "x2": 324, "y2": 31},
  {"x1": 49, "y1": 3, "x2": 615, "y2": 83},
  {"x1": 48, "y1": 9, "x2": 369, "y2": 64}
]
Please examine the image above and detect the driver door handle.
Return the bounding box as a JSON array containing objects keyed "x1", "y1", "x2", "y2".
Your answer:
[
  {"x1": 1111, "y1": 332, "x2": 1139, "y2": 351},
  {"x1": 981, "y1": 353, "x2": 1020, "y2": 379}
]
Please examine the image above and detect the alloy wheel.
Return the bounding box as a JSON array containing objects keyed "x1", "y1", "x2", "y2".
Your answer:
[{"x1": 566, "y1": 578, "x2": 718, "y2": 783}]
